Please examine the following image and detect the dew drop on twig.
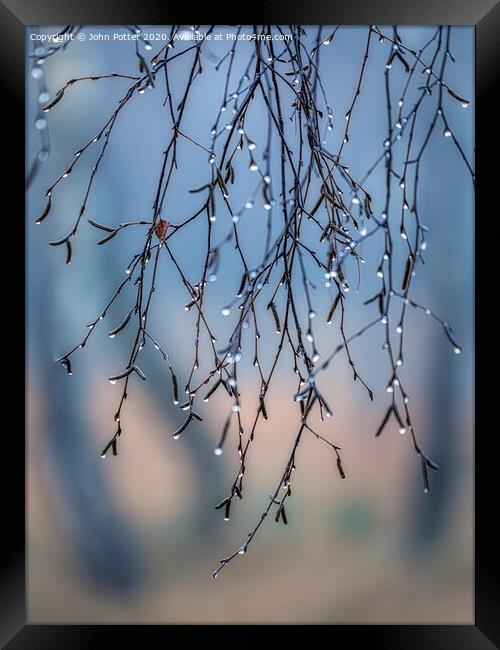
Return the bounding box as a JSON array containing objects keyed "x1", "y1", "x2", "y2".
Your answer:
[{"x1": 31, "y1": 67, "x2": 44, "y2": 80}]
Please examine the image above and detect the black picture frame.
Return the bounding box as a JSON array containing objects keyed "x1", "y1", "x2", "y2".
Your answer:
[{"x1": 5, "y1": 0, "x2": 498, "y2": 645}]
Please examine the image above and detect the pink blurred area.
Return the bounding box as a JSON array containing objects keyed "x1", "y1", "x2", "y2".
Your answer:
[{"x1": 27, "y1": 365, "x2": 473, "y2": 623}]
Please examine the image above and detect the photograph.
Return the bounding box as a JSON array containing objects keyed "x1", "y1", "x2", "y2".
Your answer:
[{"x1": 26, "y1": 24, "x2": 475, "y2": 625}]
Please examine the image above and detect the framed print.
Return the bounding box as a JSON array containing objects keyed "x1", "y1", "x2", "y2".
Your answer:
[{"x1": 3, "y1": 0, "x2": 498, "y2": 645}]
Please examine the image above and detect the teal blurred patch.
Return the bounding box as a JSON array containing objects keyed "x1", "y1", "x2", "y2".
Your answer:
[{"x1": 331, "y1": 498, "x2": 377, "y2": 540}]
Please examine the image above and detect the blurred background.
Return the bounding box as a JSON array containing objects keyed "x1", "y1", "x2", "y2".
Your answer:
[{"x1": 26, "y1": 26, "x2": 474, "y2": 624}]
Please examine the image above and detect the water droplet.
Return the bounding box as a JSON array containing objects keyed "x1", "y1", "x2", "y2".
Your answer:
[
  {"x1": 395, "y1": 121, "x2": 402, "y2": 129},
  {"x1": 377, "y1": 270, "x2": 384, "y2": 278},
  {"x1": 31, "y1": 67, "x2": 44, "y2": 80},
  {"x1": 38, "y1": 150, "x2": 49, "y2": 162},
  {"x1": 232, "y1": 215, "x2": 239, "y2": 224},
  {"x1": 35, "y1": 118, "x2": 47, "y2": 130},
  {"x1": 264, "y1": 175, "x2": 271, "y2": 184},
  {"x1": 249, "y1": 162, "x2": 258, "y2": 172},
  {"x1": 222, "y1": 308, "x2": 231, "y2": 316},
  {"x1": 461, "y1": 101, "x2": 469, "y2": 108},
  {"x1": 396, "y1": 325, "x2": 403, "y2": 334},
  {"x1": 245, "y1": 201, "x2": 254, "y2": 209},
  {"x1": 232, "y1": 404, "x2": 240, "y2": 412},
  {"x1": 248, "y1": 141, "x2": 256, "y2": 151},
  {"x1": 453, "y1": 346, "x2": 462, "y2": 355},
  {"x1": 396, "y1": 358, "x2": 403, "y2": 366},
  {"x1": 351, "y1": 196, "x2": 360, "y2": 205},
  {"x1": 443, "y1": 128, "x2": 452, "y2": 138},
  {"x1": 214, "y1": 447, "x2": 223, "y2": 456},
  {"x1": 399, "y1": 427, "x2": 406, "y2": 434},
  {"x1": 308, "y1": 310, "x2": 316, "y2": 320},
  {"x1": 420, "y1": 241, "x2": 427, "y2": 251},
  {"x1": 386, "y1": 385, "x2": 394, "y2": 393},
  {"x1": 109, "y1": 379, "x2": 117, "y2": 385}
]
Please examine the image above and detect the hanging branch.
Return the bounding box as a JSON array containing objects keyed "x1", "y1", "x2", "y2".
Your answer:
[{"x1": 34, "y1": 24, "x2": 472, "y2": 576}]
